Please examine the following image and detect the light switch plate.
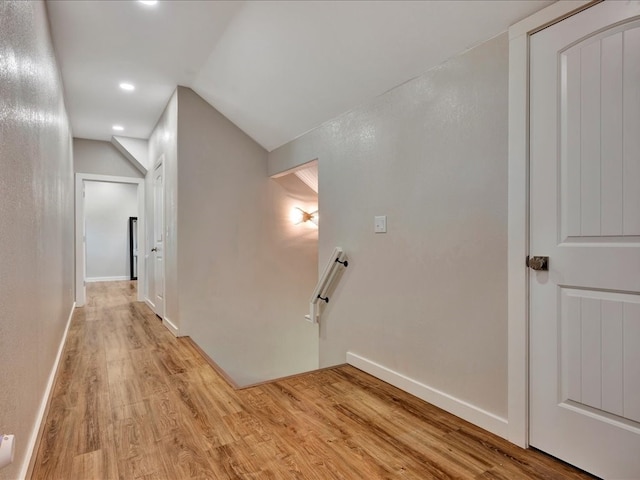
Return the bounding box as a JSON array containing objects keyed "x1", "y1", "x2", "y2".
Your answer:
[{"x1": 374, "y1": 215, "x2": 387, "y2": 233}]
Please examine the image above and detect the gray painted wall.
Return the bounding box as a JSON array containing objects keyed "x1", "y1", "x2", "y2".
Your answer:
[
  {"x1": 74, "y1": 138, "x2": 143, "y2": 178},
  {"x1": 269, "y1": 34, "x2": 509, "y2": 418},
  {"x1": 175, "y1": 87, "x2": 319, "y2": 386},
  {"x1": 0, "y1": 1, "x2": 74, "y2": 477},
  {"x1": 85, "y1": 181, "x2": 138, "y2": 280}
]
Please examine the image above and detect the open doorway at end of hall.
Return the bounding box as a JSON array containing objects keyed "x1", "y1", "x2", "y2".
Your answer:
[{"x1": 75, "y1": 173, "x2": 145, "y2": 307}]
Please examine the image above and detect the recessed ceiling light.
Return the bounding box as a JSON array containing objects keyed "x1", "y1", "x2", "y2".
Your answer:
[
  {"x1": 119, "y1": 82, "x2": 135, "y2": 91},
  {"x1": 139, "y1": 0, "x2": 158, "y2": 5},
  {"x1": 112, "y1": 125, "x2": 124, "y2": 132}
]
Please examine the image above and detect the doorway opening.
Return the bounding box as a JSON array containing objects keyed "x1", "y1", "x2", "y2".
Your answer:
[
  {"x1": 271, "y1": 159, "x2": 319, "y2": 262},
  {"x1": 271, "y1": 159, "x2": 318, "y2": 224},
  {"x1": 75, "y1": 173, "x2": 145, "y2": 306}
]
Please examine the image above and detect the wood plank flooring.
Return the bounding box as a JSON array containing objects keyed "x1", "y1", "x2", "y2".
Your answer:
[{"x1": 30, "y1": 281, "x2": 596, "y2": 479}]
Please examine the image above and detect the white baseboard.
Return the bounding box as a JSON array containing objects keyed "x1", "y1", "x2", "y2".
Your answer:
[
  {"x1": 346, "y1": 352, "x2": 508, "y2": 439},
  {"x1": 20, "y1": 302, "x2": 76, "y2": 479},
  {"x1": 86, "y1": 275, "x2": 130, "y2": 282},
  {"x1": 142, "y1": 299, "x2": 177, "y2": 336},
  {"x1": 144, "y1": 297, "x2": 156, "y2": 311},
  {"x1": 163, "y1": 317, "x2": 179, "y2": 337}
]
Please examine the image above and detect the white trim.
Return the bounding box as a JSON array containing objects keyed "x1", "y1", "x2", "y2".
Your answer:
[
  {"x1": 110, "y1": 136, "x2": 147, "y2": 174},
  {"x1": 75, "y1": 176, "x2": 86, "y2": 306},
  {"x1": 507, "y1": 27, "x2": 531, "y2": 449},
  {"x1": 144, "y1": 298, "x2": 156, "y2": 312},
  {"x1": 163, "y1": 317, "x2": 179, "y2": 337},
  {"x1": 347, "y1": 352, "x2": 508, "y2": 439},
  {"x1": 142, "y1": 300, "x2": 178, "y2": 337},
  {"x1": 75, "y1": 173, "x2": 145, "y2": 306},
  {"x1": 269, "y1": 158, "x2": 318, "y2": 179},
  {"x1": 509, "y1": 0, "x2": 594, "y2": 40},
  {"x1": 86, "y1": 276, "x2": 130, "y2": 283},
  {"x1": 20, "y1": 302, "x2": 75, "y2": 480},
  {"x1": 507, "y1": 0, "x2": 595, "y2": 448}
]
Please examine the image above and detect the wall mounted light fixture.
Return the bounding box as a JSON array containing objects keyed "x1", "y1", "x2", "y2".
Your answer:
[{"x1": 291, "y1": 207, "x2": 318, "y2": 226}]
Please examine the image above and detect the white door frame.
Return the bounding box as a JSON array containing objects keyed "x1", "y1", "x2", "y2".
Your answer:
[
  {"x1": 146, "y1": 157, "x2": 165, "y2": 317},
  {"x1": 507, "y1": 0, "x2": 598, "y2": 447},
  {"x1": 75, "y1": 173, "x2": 145, "y2": 306}
]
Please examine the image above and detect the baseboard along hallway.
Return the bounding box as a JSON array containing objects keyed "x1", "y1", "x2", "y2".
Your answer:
[{"x1": 30, "y1": 281, "x2": 596, "y2": 479}]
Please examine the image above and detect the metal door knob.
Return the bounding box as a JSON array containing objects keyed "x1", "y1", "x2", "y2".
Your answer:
[{"x1": 527, "y1": 256, "x2": 549, "y2": 271}]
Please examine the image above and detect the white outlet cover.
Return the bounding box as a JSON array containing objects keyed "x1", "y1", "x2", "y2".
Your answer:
[
  {"x1": 374, "y1": 215, "x2": 387, "y2": 233},
  {"x1": 0, "y1": 434, "x2": 14, "y2": 470}
]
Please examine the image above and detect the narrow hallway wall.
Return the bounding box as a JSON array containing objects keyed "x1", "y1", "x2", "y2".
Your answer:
[{"x1": 0, "y1": 1, "x2": 74, "y2": 477}]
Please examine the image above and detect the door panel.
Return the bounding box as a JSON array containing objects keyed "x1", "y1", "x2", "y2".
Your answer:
[
  {"x1": 560, "y1": 289, "x2": 640, "y2": 421},
  {"x1": 530, "y1": 2, "x2": 640, "y2": 478},
  {"x1": 152, "y1": 161, "x2": 164, "y2": 318},
  {"x1": 561, "y1": 24, "x2": 640, "y2": 241}
]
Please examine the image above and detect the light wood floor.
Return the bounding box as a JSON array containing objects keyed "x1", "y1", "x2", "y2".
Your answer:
[{"x1": 30, "y1": 281, "x2": 596, "y2": 480}]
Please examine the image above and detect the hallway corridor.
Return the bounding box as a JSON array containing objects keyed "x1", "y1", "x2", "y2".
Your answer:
[{"x1": 30, "y1": 282, "x2": 594, "y2": 479}]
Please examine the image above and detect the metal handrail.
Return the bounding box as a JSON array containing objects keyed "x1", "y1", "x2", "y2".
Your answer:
[{"x1": 305, "y1": 247, "x2": 349, "y2": 323}]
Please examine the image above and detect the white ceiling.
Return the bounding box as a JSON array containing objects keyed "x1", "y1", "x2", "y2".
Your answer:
[{"x1": 46, "y1": 0, "x2": 552, "y2": 152}]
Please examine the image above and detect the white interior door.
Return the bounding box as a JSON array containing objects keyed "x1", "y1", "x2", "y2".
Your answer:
[
  {"x1": 152, "y1": 161, "x2": 165, "y2": 318},
  {"x1": 529, "y1": 2, "x2": 640, "y2": 478}
]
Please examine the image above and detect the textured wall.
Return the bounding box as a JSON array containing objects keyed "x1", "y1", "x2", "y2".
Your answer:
[
  {"x1": 176, "y1": 87, "x2": 319, "y2": 386},
  {"x1": 85, "y1": 182, "x2": 138, "y2": 279},
  {"x1": 0, "y1": 1, "x2": 74, "y2": 477},
  {"x1": 269, "y1": 34, "x2": 509, "y2": 418},
  {"x1": 74, "y1": 138, "x2": 143, "y2": 178}
]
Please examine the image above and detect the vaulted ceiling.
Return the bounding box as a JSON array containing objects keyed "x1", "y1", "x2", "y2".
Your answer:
[{"x1": 46, "y1": 0, "x2": 552, "y2": 152}]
